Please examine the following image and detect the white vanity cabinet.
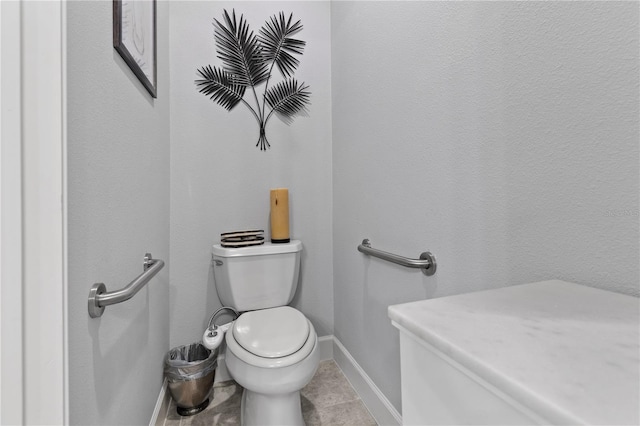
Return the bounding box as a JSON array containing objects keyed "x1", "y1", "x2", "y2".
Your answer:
[{"x1": 388, "y1": 280, "x2": 639, "y2": 425}]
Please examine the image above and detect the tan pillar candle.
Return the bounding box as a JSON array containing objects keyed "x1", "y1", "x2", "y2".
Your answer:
[{"x1": 270, "y1": 188, "x2": 290, "y2": 243}]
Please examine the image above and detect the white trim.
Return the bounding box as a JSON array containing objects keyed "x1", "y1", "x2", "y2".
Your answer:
[
  {"x1": 215, "y1": 352, "x2": 233, "y2": 383},
  {"x1": 317, "y1": 335, "x2": 334, "y2": 361},
  {"x1": 333, "y1": 337, "x2": 402, "y2": 426},
  {"x1": 0, "y1": 1, "x2": 24, "y2": 423},
  {"x1": 150, "y1": 379, "x2": 169, "y2": 426},
  {"x1": 20, "y1": 1, "x2": 66, "y2": 424},
  {"x1": 61, "y1": 1, "x2": 70, "y2": 422}
]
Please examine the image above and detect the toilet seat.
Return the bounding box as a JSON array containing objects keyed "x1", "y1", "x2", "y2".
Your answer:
[
  {"x1": 225, "y1": 307, "x2": 317, "y2": 369},
  {"x1": 233, "y1": 306, "x2": 310, "y2": 358}
]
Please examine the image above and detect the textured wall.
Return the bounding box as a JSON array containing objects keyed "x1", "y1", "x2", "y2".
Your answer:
[
  {"x1": 169, "y1": 1, "x2": 333, "y2": 347},
  {"x1": 332, "y1": 1, "x2": 639, "y2": 413},
  {"x1": 66, "y1": 1, "x2": 170, "y2": 424}
]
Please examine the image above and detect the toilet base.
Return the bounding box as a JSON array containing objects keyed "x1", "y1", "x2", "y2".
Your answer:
[{"x1": 241, "y1": 388, "x2": 304, "y2": 426}]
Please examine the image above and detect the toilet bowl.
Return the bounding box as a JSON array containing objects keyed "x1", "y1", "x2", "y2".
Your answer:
[
  {"x1": 223, "y1": 306, "x2": 319, "y2": 425},
  {"x1": 224, "y1": 306, "x2": 319, "y2": 426}
]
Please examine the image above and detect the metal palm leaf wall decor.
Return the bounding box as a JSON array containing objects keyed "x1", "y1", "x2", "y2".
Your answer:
[{"x1": 196, "y1": 9, "x2": 311, "y2": 151}]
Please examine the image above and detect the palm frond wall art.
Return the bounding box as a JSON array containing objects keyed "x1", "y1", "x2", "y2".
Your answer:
[{"x1": 196, "y1": 9, "x2": 311, "y2": 151}]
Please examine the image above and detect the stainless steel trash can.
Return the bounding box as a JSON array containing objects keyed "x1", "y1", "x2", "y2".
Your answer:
[{"x1": 164, "y1": 343, "x2": 217, "y2": 416}]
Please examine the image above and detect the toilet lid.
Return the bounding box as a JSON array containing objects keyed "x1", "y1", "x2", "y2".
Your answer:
[{"x1": 232, "y1": 306, "x2": 310, "y2": 358}]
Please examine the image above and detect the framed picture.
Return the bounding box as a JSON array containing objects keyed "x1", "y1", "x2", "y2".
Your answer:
[{"x1": 113, "y1": 0, "x2": 157, "y2": 98}]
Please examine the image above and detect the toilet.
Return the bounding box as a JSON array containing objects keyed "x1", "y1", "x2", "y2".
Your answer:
[{"x1": 212, "y1": 240, "x2": 319, "y2": 426}]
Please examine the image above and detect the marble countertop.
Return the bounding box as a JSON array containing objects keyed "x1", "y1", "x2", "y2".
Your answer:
[{"x1": 388, "y1": 280, "x2": 640, "y2": 425}]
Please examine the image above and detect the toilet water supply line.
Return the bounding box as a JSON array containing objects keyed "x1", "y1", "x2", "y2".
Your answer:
[{"x1": 203, "y1": 306, "x2": 239, "y2": 350}]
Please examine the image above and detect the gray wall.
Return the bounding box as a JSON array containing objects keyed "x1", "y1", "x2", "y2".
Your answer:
[
  {"x1": 67, "y1": 1, "x2": 170, "y2": 424},
  {"x1": 169, "y1": 2, "x2": 333, "y2": 347},
  {"x1": 332, "y1": 1, "x2": 639, "y2": 413}
]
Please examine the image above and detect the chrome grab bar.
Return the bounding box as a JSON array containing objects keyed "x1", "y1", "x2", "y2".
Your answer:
[
  {"x1": 357, "y1": 239, "x2": 436, "y2": 276},
  {"x1": 88, "y1": 253, "x2": 165, "y2": 318}
]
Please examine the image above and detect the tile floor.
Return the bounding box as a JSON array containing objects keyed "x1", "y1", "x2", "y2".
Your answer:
[{"x1": 162, "y1": 360, "x2": 377, "y2": 426}]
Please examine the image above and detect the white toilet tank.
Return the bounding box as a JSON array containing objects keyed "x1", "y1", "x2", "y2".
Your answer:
[{"x1": 212, "y1": 240, "x2": 302, "y2": 312}]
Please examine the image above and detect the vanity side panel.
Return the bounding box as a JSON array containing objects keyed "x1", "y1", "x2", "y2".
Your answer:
[{"x1": 398, "y1": 330, "x2": 546, "y2": 425}]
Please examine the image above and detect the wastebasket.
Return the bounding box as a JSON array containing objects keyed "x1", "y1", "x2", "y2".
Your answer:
[{"x1": 164, "y1": 342, "x2": 218, "y2": 416}]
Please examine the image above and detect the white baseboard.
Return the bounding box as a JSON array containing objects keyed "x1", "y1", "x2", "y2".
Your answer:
[
  {"x1": 150, "y1": 379, "x2": 170, "y2": 426},
  {"x1": 333, "y1": 337, "x2": 402, "y2": 426},
  {"x1": 317, "y1": 334, "x2": 334, "y2": 361},
  {"x1": 215, "y1": 352, "x2": 232, "y2": 383},
  {"x1": 151, "y1": 336, "x2": 399, "y2": 425}
]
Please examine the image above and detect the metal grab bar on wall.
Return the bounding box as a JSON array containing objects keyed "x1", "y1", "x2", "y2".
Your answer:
[
  {"x1": 88, "y1": 253, "x2": 165, "y2": 318},
  {"x1": 357, "y1": 239, "x2": 437, "y2": 276}
]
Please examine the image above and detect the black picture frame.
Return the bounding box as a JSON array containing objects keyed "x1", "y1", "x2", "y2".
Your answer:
[{"x1": 113, "y1": 0, "x2": 157, "y2": 98}]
